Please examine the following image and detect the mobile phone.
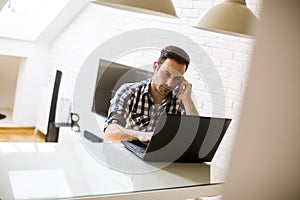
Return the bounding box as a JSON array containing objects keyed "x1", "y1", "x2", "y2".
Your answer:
[
  {"x1": 173, "y1": 85, "x2": 180, "y2": 97},
  {"x1": 84, "y1": 130, "x2": 103, "y2": 143}
]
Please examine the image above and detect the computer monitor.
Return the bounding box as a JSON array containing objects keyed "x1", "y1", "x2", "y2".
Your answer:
[{"x1": 92, "y1": 59, "x2": 153, "y2": 117}]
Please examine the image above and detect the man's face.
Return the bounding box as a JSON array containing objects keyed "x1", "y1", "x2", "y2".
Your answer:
[{"x1": 152, "y1": 58, "x2": 186, "y2": 97}]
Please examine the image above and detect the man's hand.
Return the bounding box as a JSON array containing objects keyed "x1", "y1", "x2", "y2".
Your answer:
[
  {"x1": 104, "y1": 124, "x2": 153, "y2": 143},
  {"x1": 176, "y1": 78, "x2": 192, "y2": 101},
  {"x1": 176, "y1": 78, "x2": 199, "y2": 116},
  {"x1": 119, "y1": 125, "x2": 153, "y2": 142}
]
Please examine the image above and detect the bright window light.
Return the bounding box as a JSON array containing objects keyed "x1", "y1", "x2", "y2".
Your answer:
[{"x1": 0, "y1": 0, "x2": 70, "y2": 41}]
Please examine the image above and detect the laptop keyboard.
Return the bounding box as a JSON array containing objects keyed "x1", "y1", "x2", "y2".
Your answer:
[{"x1": 121, "y1": 141, "x2": 147, "y2": 158}]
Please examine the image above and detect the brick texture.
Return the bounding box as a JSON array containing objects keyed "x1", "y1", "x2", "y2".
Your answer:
[{"x1": 44, "y1": 0, "x2": 263, "y2": 191}]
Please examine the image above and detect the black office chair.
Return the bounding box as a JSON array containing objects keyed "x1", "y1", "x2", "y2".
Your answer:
[
  {"x1": 45, "y1": 70, "x2": 102, "y2": 143},
  {"x1": 0, "y1": 113, "x2": 6, "y2": 120},
  {"x1": 45, "y1": 70, "x2": 70, "y2": 142}
]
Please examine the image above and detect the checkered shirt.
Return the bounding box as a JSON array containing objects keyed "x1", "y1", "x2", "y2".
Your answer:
[{"x1": 104, "y1": 79, "x2": 186, "y2": 132}]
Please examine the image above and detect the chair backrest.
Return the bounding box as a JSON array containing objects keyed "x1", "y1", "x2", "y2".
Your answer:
[
  {"x1": 92, "y1": 59, "x2": 153, "y2": 117},
  {"x1": 46, "y1": 70, "x2": 62, "y2": 142}
]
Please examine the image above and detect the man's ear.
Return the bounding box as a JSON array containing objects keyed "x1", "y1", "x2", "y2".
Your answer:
[{"x1": 153, "y1": 61, "x2": 159, "y2": 72}]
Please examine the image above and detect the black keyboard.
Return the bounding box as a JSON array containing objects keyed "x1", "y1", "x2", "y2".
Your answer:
[{"x1": 121, "y1": 141, "x2": 148, "y2": 158}]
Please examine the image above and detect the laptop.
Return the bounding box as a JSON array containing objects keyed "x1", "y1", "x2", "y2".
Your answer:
[{"x1": 121, "y1": 114, "x2": 232, "y2": 163}]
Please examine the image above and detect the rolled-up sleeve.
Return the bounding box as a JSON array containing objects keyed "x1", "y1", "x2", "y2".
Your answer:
[{"x1": 104, "y1": 84, "x2": 133, "y2": 131}]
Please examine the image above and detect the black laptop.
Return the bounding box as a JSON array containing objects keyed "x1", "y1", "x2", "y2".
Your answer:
[{"x1": 121, "y1": 114, "x2": 231, "y2": 163}]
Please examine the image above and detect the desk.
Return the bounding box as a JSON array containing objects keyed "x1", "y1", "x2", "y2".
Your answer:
[{"x1": 0, "y1": 128, "x2": 224, "y2": 200}]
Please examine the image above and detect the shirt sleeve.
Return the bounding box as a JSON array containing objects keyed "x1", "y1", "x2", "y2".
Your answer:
[{"x1": 103, "y1": 83, "x2": 133, "y2": 131}]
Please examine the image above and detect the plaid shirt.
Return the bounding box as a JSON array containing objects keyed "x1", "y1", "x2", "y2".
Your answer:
[{"x1": 104, "y1": 79, "x2": 186, "y2": 132}]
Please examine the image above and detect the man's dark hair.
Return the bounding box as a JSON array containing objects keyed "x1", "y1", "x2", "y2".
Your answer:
[{"x1": 158, "y1": 46, "x2": 190, "y2": 71}]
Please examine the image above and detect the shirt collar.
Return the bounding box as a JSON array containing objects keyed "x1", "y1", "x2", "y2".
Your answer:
[{"x1": 142, "y1": 79, "x2": 152, "y2": 95}]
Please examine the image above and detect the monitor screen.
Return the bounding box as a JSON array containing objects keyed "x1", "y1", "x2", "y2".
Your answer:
[{"x1": 92, "y1": 59, "x2": 153, "y2": 117}]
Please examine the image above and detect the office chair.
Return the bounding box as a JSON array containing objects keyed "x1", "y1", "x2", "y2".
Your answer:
[
  {"x1": 45, "y1": 70, "x2": 70, "y2": 142},
  {"x1": 45, "y1": 70, "x2": 101, "y2": 143},
  {"x1": 0, "y1": 113, "x2": 6, "y2": 120}
]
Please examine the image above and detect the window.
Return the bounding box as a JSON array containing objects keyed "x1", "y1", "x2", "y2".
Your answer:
[{"x1": 0, "y1": 0, "x2": 69, "y2": 41}]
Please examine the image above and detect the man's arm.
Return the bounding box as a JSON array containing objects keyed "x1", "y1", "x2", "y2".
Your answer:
[
  {"x1": 103, "y1": 83, "x2": 135, "y2": 142},
  {"x1": 182, "y1": 97, "x2": 199, "y2": 116},
  {"x1": 104, "y1": 124, "x2": 137, "y2": 142},
  {"x1": 104, "y1": 82, "x2": 153, "y2": 143},
  {"x1": 104, "y1": 124, "x2": 153, "y2": 143}
]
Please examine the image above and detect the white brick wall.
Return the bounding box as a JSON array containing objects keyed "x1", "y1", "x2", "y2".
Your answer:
[{"x1": 39, "y1": 0, "x2": 262, "y2": 187}]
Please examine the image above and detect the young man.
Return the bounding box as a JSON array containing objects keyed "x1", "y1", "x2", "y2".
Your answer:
[{"x1": 104, "y1": 46, "x2": 199, "y2": 142}]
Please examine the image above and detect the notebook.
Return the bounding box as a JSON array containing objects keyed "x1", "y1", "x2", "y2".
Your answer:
[{"x1": 121, "y1": 114, "x2": 231, "y2": 163}]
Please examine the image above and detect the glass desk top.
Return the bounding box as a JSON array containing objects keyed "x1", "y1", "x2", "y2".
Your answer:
[{"x1": 0, "y1": 131, "x2": 224, "y2": 200}]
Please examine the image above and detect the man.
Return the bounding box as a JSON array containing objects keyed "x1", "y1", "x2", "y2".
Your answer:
[{"x1": 104, "y1": 46, "x2": 199, "y2": 142}]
